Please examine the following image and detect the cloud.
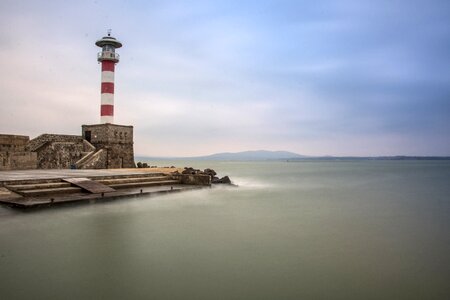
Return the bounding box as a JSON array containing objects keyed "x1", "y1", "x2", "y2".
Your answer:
[{"x1": 1, "y1": 0, "x2": 449, "y2": 156}]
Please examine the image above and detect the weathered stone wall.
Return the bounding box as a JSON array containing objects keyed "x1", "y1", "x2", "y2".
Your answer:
[
  {"x1": 2, "y1": 124, "x2": 135, "y2": 170},
  {"x1": 0, "y1": 134, "x2": 37, "y2": 170},
  {"x1": 82, "y1": 124, "x2": 133, "y2": 144},
  {"x1": 36, "y1": 142, "x2": 85, "y2": 169},
  {"x1": 0, "y1": 134, "x2": 30, "y2": 152},
  {"x1": 83, "y1": 140, "x2": 96, "y2": 152},
  {"x1": 27, "y1": 134, "x2": 98, "y2": 169},
  {"x1": 77, "y1": 149, "x2": 107, "y2": 169},
  {"x1": 105, "y1": 144, "x2": 135, "y2": 168},
  {"x1": 28, "y1": 134, "x2": 85, "y2": 151},
  {"x1": 0, "y1": 152, "x2": 38, "y2": 170}
]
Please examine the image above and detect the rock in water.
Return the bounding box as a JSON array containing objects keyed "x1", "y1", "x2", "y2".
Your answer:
[
  {"x1": 212, "y1": 176, "x2": 232, "y2": 184},
  {"x1": 180, "y1": 167, "x2": 233, "y2": 184},
  {"x1": 203, "y1": 168, "x2": 217, "y2": 178},
  {"x1": 182, "y1": 167, "x2": 199, "y2": 175}
]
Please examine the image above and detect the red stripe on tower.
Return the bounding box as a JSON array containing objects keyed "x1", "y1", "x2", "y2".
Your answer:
[
  {"x1": 101, "y1": 60, "x2": 115, "y2": 72},
  {"x1": 101, "y1": 105, "x2": 114, "y2": 116},
  {"x1": 101, "y1": 82, "x2": 114, "y2": 93},
  {"x1": 95, "y1": 31, "x2": 122, "y2": 124}
]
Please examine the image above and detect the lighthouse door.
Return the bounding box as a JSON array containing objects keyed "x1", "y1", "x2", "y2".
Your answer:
[{"x1": 85, "y1": 131, "x2": 91, "y2": 142}]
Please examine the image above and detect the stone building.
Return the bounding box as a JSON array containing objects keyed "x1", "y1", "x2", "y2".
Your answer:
[
  {"x1": 82, "y1": 124, "x2": 134, "y2": 168},
  {"x1": 0, "y1": 124, "x2": 135, "y2": 170}
]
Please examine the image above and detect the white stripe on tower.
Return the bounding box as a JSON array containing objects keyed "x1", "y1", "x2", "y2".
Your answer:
[
  {"x1": 101, "y1": 115, "x2": 114, "y2": 124},
  {"x1": 101, "y1": 93, "x2": 114, "y2": 105},
  {"x1": 101, "y1": 71, "x2": 115, "y2": 83}
]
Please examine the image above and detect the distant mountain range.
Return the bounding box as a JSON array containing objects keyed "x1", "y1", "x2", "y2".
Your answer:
[
  {"x1": 136, "y1": 150, "x2": 450, "y2": 161},
  {"x1": 192, "y1": 150, "x2": 308, "y2": 161},
  {"x1": 136, "y1": 150, "x2": 306, "y2": 161}
]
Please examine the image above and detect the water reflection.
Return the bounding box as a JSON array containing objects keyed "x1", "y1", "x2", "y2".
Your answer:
[{"x1": 0, "y1": 161, "x2": 449, "y2": 299}]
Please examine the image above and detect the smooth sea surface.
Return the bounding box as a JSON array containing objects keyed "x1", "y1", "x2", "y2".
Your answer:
[{"x1": 0, "y1": 160, "x2": 449, "y2": 299}]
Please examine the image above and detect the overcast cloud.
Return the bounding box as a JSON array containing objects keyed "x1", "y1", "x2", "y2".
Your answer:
[{"x1": 1, "y1": 0, "x2": 449, "y2": 156}]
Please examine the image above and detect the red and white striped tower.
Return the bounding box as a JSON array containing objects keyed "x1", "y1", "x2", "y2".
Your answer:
[{"x1": 95, "y1": 31, "x2": 122, "y2": 124}]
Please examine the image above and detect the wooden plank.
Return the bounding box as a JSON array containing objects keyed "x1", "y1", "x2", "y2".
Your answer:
[{"x1": 63, "y1": 177, "x2": 115, "y2": 193}]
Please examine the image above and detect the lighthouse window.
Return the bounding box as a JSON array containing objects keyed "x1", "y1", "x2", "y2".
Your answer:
[{"x1": 103, "y1": 45, "x2": 115, "y2": 52}]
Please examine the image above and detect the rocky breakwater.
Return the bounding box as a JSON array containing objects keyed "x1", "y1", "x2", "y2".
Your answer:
[{"x1": 173, "y1": 167, "x2": 233, "y2": 185}]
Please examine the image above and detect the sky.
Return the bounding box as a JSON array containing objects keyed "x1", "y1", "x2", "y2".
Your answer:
[{"x1": 1, "y1": 0, "x2": 449, "y2": 156}]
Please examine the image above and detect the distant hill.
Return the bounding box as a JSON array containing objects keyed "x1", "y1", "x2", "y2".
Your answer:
[
  {"x1": 193, "y1": 150, "x2": 307, "y2": 161},
  {"x1": 135, "y1": 150, "x2": 308, "y2": 161},
  {"x1": 136, "y1": 150, "x2": 307, "y2": 161}
]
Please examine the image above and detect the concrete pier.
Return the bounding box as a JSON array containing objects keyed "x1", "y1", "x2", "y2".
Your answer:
[{"x1": 0, "y1": 168, "x2": 210, "y2": 209}]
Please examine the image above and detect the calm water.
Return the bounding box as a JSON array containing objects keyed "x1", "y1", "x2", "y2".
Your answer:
[{"x1": 0, "y1": 161, "x2": 449, "y2": 299}]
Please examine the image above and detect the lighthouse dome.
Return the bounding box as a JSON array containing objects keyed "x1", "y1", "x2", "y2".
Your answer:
[{"x1": 95, "y1": 35, "x2": 122, "y2": 48}]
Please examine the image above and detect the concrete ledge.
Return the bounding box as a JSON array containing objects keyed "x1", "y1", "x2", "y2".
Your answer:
[
  {"x1": 0, "y1": 184, "x2": 204, "y2": 209},
  {"x1": 172, "y1": 174, "x2": 211, "y2": 186},
  {"x1": 0, "y1": 170, "x2": 213, "y2": 209}
]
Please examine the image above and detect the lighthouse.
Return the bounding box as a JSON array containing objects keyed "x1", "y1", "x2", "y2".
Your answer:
[
  {"x1": 81, "y1": 31, "x2": 135, "y2": 168},
  {"x1": 95, "y1": 31, "x2": 122, "y2": 124}
]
